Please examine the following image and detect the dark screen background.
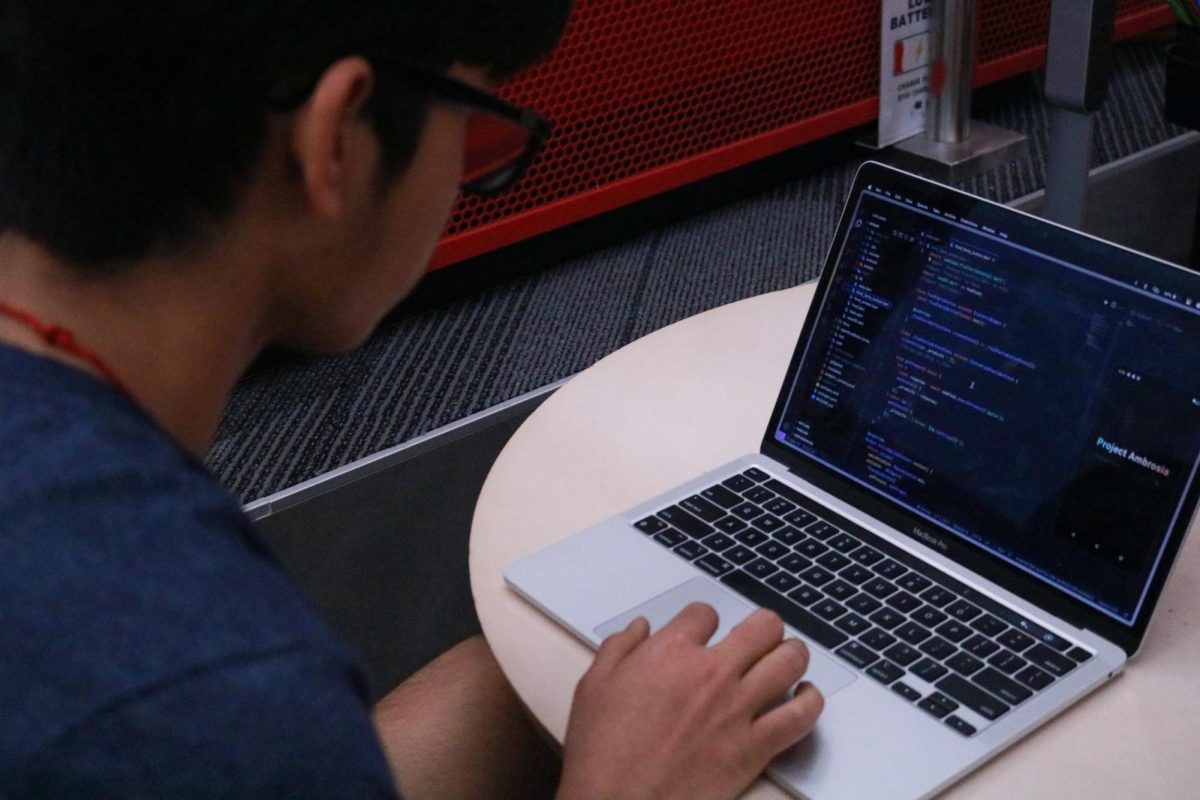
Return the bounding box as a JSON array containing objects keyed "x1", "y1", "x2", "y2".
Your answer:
[{"x1": 775, "y1": 191, "x2": 1200, "y2": 624}]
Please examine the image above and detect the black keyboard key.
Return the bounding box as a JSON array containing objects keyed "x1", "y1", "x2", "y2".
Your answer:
[
  {"x1": 898, "y1": 573, "x2": 932, "y2": 594},
  {"x1": 935, "y1": 620, "x2": 972, "y2": 643},
  {"x1": 1036, "y1": 630, "x2": 1073, "y2": 653},
  {"x1": 764, "y1": 498, "x2": 796, "y2": 516},
  {"x1": 658, "y1": 506, "x2": 714, "y2": 539},
  {"x1": 743, "y1": 467, "x2": 770, "y2": 482},
  {"x1": 744, "y1": 486, "x2": 775, "y2": 504},
  {"x1": 986, "y1": 611, "x2": 1055, "y2": 641},
  {"x1": 812, "y1": 598, "x2": 848, "y2": 622},
  {"x1": 1015, "y1": 665, "x2": 1055, "y2": 691},
  {"x1": 716, "y1": 516, "x2": 749, "y2": 534},
  {"x1": 745, "y1": 558, "x2": 779, "y2": 579},
  {"x1": 847, "y1": 593, "x2": 883, "y2": 614},
  {"x1": 918, "y1": 695, "x2": 955, "y2": 719},
  {"x1": 875, "y1": 559, "x2": 907, "y2": 580},
  {"x1": 817, "y1": 551, "x2": 851, "y2": 571},
  {"x1": 863, "y1": 578, "x2": 898, "y2": 599},
  {"x1": 920, "y1": 586, "x2": 956, "y2": 607},
  {"x1": 835, "y1": 612, "x2": 870, "y2": 636},
  {"x1": 988, "y1": 651, "x2": 1027, "y2": 675},
  {"x1": 755, "y1": 540, "x2": 789, "y2": 560},
  {"x1": 893, "y1": 681, "x2": 922, "y2": 702},
  {"x1": 673, "y1": 539, "x2": 708, "y2": 560},
  {"x1": 945, "y1": 600, "x2": 982, "y2": 622},
  {"x1": 734, "y1": 528, "x2": 768, "y2": 547},
  {"x1": 1067, "y1": 646, "x2": 1092, "y2": 664},
  {"x1": 841, "y1": 564, "x2": 874, "y2": 584},
  {"x1": 999, "y1": 615, "x2": 1064, "y2": 645},
  {"x1": 761, "y1": 478, "x2": 810, "y2": 505},
  {"x1": 861, "y1": 628, "x2": 897, "y2": 651},
  {"x1": 751, "y1": 514, "x2": 786, "y2": 534},
  {"x1": 883, "y1": 642, "x2": 921, "y2": 666},
  {"x1": 695, "y1": 553, "x2": 734, "y2": 577},
  {"x1": 653, "y1": 529, "x2": 687, "y2": 548},
  {"x1": 868, "y1": 660, "x2": 906, "y2": 685},
  {"x1": 911, "y1": 606, "x2": 948, "y2": 628},
  {"x1": 731, "y1": 502, "x2": 764, "y2": 521},
  {"x1": 721, "y1": 570, "x2": 848, "y2": 649},
  {"x1": 784, "y1": 509, "x2": 817, "y2": 528},
  {"x1": 702, "y1": 484, "x2": 743, "y2": 509},
  {"x1": 722, "y1": 474, "x2": 754, "y2": 492},
  {"x1": 723, "y1": 544, "x2": 756, "y2": 566},
  {"x1": 936, "y1": 674, "x2": 1011, "y2": 720},
  {"x1": 1025, "y1": 644, "x2": 1076, "y2": 677},
  {"x1": 777, "y1": 553, "x2": 812, "y2": 574},
  {"x1": 919, "y1": 636, "x2": 955, "y2": 660},
  {"x1": 912, "y1": 658, "x2": 949, "y2": 683},
  {"x1": 635, "y1": 516, "x2": 668, "y2": 534},
  {"x1": 964, "y1": 635, "x2": 1000, "y2": 659},
  {"x1": 796, "y1": 539, "x2": 829, "y2": 559},
  {"x1": 771, "y1": 525, "x2": 805, "y2": 546},
  {"x1": 767, "y1": 572, "x2": 801, "y2": 594},
  {"x1": 787, "y1": 584, "x2": 823, "y2": 606},
  {"x1": 681, "y1": 495, "x2": 726, "y2": 523},
  {"x1": 804, "y1": 521, "x2": 839, "y2": 540},
  {"x1": 895, "y1": 622, "x2": 932, "y2": 645},
  {"x1": 997, "y1": 628, "x2": 1035, "y2": 652},
  {"x1": 700, "y1": 532, "x2": 736, "y2": 552},
  {"x1": 974, "y1": 668, "x2": 1033, "y2": 706},
  {"x1": 946, "y1": 651, "x2": 985, "y2": 676},
  {"x1": 971, "y1": 614, "x2": 1007, "y2": 637},
  {"x1": 850, "y1": 545, "x2": 885, "y2": 566},
  {"x1": 824, "y1": 580, "x2": 857, "y2": 602},
  {"x1": 945, "y1": 715, "x2": 977, "y2": 737},
  {"x1": 799, "y1": 565, "x2": 835, "y2": 586},
  {"x1": 886, "y1": 591, "x2": 922, "y2": 614},
  {"x1": 835, "y1": 641, "x2": 880, "y2": 669},
  {"x1": 869, "y1": 607, "x2": 905, "y2": 630},
  {"x1": 828, "y1": 532, "x2": 861, "y2": 553}
]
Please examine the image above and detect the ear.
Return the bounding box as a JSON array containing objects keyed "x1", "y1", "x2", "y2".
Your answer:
[{"x1": 290, "y1": 57, "x2": 377, "y2": 220}]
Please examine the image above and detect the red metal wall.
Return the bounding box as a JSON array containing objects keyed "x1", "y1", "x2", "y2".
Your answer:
[{"x1": 432, "y1": 0, "x2": 1172, "y2": 270}]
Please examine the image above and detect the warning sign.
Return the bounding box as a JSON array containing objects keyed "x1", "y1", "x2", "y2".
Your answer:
[{"x1": 878, "y1": 0, "x2": 932, "y2": 147}]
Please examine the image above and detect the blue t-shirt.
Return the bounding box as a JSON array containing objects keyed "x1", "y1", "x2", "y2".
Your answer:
[{"x1": 0, "y1": 345, "x2": 399, "y2": 798}]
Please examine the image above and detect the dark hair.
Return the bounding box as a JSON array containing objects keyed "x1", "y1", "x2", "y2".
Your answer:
[{"x1": 0, "y1": 1, "x2": 571, "y2": 269}]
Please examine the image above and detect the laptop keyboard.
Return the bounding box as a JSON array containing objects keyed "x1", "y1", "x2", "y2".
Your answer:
[{"x1": 634, "y1": 467, "x2": 1095, "y2": 738}]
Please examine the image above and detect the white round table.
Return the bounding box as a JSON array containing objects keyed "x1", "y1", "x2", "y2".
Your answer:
[{"x1": 470, "y1": 284, "x2": 1200, "y2": 798}]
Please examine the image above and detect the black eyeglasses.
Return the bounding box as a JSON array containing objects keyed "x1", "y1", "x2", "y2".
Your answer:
[
  {"x1": 387, "y1": 61, "x2": 551, "y2": 196},
  {"x1": 271, "y1": 57, "x2": 550, "y2": 197}
]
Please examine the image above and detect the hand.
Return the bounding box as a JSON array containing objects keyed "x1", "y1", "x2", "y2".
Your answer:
[{"x1": 555, "y1": 603, "x2": 824, "y2": 800}]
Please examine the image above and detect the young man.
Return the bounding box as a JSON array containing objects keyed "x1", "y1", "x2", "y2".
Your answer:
[{"x1": 0, "y1": 3, "x2": 824, "y2": 798}]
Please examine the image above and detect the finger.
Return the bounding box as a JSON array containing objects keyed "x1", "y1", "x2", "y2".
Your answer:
[
  {"x1": 655, "y1": 601, "x2": 720, "y2": 646},
  {"x1": 750, "y1": 682, "x2": 825, "y2": 758},
  {"x1": 711, "y1": 608, "x2": 785, "y2": 676},
  {"x1": 593, "y1": 616, "x2": 649, "y2": 672},
  {"x1": 738, "y1": 638, "x2": 810, "y2": 713}
]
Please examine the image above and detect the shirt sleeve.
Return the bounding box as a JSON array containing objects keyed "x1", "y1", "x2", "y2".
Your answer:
[{"x1": 6, "y1": 645, "x2": 402, "y2": 800}]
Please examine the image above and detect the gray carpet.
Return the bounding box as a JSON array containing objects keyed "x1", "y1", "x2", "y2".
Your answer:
[{"x1": 209, "y1": 43, "x2": 1190, "y2": 502}]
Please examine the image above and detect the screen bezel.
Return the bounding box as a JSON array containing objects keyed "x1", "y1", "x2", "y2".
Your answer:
[{"x1": 760, "y1": 160, "x2": 1200, "y2": 656}]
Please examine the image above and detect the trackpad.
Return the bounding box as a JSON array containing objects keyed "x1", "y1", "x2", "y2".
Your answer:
[{"x1": 595, "y1": 577, "x2": 856, "y2": 699}]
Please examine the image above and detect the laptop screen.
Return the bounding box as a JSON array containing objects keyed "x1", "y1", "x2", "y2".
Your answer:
[{"x1": 771, "y1": 165, "x2": 1200, "y2": 628}]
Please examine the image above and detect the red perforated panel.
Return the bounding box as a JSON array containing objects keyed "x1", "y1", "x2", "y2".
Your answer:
[{"x1": 432, "y1": 0, "x2": 1171, "y2": 269}]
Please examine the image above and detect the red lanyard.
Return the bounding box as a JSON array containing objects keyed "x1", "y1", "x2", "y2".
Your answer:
[{"x1": 0, "y1": 300, "x2": 135, "y2": 401}]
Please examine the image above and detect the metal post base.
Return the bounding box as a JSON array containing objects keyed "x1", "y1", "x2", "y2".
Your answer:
[{"x1": 888, "y1": 122, "x2": 1029, "y2": 182}]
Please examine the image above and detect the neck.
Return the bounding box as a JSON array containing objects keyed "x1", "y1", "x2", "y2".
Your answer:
[{"x1": 0, "y1": 233, "x2": 271, "y2": 457}]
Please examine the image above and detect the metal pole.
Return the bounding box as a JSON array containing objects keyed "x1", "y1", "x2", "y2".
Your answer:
[
  {"x1": 891, "y1": 0, "x2": 1027, "y2": 182},
  {"x1": 926, "y1": 0, "x2": 975, "y2": 144},
  {"x1": 1042, "y1": 108, "x2": 1095, "y2": 229},
  {"x1": 1041, "y1": 0, "x2": 1116, "y2": 229}
]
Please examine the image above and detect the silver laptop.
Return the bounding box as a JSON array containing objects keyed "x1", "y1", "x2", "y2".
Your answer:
[{"x1": 505, "y1": 161, "x2": 1200, "y2": 799}]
